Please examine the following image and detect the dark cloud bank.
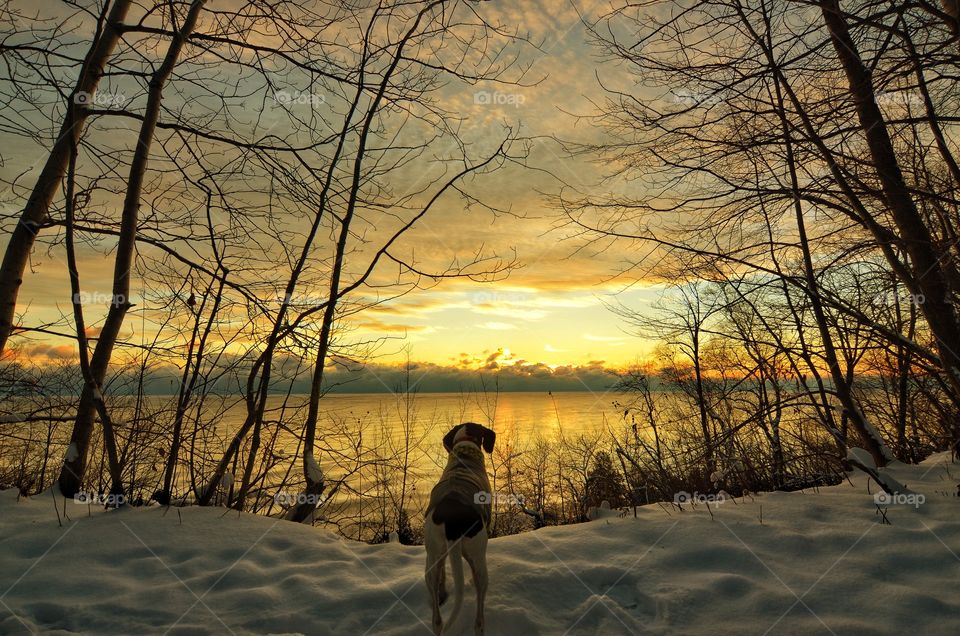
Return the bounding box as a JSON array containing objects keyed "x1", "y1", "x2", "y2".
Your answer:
[{"x1": 9, "y1": 359, "x2": 620, "y2": 395}]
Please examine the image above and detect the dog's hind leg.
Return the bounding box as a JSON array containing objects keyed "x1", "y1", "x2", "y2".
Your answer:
[
  {"x1": 424, "y1": 524, "x2": 446, "y2": 635},
  {"x1": 462, "y1": 531, "x2": 488, "y2": 636},
  {"x1": 425, "y1": 555, "x2": 445, "y2": 635},
  {"x1": 438, "y1": 551, "x2": 447, "y2": 605}
]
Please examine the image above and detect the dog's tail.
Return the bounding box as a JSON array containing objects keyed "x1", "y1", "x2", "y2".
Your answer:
[{"x1": 443, "y1": 539, "x2": 465, "y2": 635}]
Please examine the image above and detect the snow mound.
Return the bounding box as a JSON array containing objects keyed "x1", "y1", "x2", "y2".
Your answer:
[{"x1": 1, "y1": 453, "x2": 959, "y2": 634}]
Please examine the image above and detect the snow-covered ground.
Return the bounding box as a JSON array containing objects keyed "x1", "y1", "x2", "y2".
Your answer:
[{"x1": 2, "y1": 453, "x2": 959, "y2": 635}]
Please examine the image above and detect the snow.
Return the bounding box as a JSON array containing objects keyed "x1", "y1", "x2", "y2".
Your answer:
[
  {"x1": 845, "y1": 447, "x2": 911, "y2": 495},
  {"x1": 874, "y1": 469, "x2": 910, "y2": 496},
  {"x1": 1, "y1": 453, "x2": 959, "y2": 634},
  {"x1": 306, "y1": 452, "x2": 323, "y2": 484},
  {"x1": 846, "y1": 447, "x2": 877, "y2": 470},
  {"x1": 587, "y1": 499, "x2": 614, "y2": 521}
]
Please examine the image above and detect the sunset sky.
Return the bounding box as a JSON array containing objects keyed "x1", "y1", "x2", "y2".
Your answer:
[{"x1": 2, "y1": 0, "x2": 668, "y2": 376}]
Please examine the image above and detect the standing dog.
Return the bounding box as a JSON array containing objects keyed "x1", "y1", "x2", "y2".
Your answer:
[{"x1": 424, "y1": 422, "x2": 496, "y2": 635}]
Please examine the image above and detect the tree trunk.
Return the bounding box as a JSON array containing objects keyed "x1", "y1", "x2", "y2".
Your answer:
[
  {"x1": 0, "y1": 0, "x2": 132, "y2": 354},
  {"x1": 160, "y1": 274, "x2": 224, "y2": 504},
  {"x1": 58, "y1": 0, "x2": 207, "y2": 497},
  {"x1": 286, "y1": 1, "x2": 443, "y2": 523},
  {"x1": 771, "y1": 54, "x2": 894, "y2": 465},
  {"x1": 691, "y1": 332, "x2": 714, "y2": 476},
  {"x1": 821, "y1": 0, "x2": 960, "y2": 403}
]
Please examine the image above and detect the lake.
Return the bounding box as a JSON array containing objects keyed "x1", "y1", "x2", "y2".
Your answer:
[{"x1": 299, "y1": 390, "x2": 623, "y2": 437}]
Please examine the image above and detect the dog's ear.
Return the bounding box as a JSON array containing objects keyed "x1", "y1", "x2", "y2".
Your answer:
[
  {"x1": 462, "y1": 422, "x2": 496, "y2": 453},
  {"x1": 442, "y1": 425, "x2": 462, "y2": 452},
  {"x1": 478, "y1": 424, "x2": 496, "y2": 454}
]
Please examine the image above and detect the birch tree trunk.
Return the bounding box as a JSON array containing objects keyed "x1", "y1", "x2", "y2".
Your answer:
[
  {"x1": 58, "y1": 0, "x2": 207, "y2": 497},
  {"x1": 0, "y1": 0, "x2": 132, "y2": 355}
]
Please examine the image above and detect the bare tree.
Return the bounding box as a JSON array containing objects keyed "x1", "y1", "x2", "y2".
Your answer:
[
  {"x1": 58, "y1": 0, "x2": 208, "y2": 498},
  {"x1": 0, "y1": 0, "x2": 134, "y2": 354},
  {"x1": 818, "y1": 0, "x2": 960, "y2": 406},
  {"x1": 560, "y1": 0, "x2": 960, "y2": 466},
  {"x1": 3, "y1": 0, "x2": 531, "y2": 514},
  {"x1": 612, "y1": 282, "x2": 727, "y2": 477}
]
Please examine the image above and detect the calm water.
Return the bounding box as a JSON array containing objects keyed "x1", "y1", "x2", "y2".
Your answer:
[
  {"x1": 198, "y1": 390, "x2": 625, "y2": 448},
  {"x1": 298, "y1": 390, "x2": 621, "y2": 437}
]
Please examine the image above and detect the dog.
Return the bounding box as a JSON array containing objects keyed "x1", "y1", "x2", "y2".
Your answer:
[{"x1": 424, "y1": 422, "x2": 496, "y2": 635}]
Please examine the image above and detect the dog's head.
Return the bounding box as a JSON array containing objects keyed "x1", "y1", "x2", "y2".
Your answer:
[{"x1": 443, "y1": 422, "x2": 496, "y2": 454}]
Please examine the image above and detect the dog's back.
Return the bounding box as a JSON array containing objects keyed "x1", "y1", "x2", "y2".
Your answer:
[{"x1": 427, "y1": 445, "x2": 491, "y2": 540}]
